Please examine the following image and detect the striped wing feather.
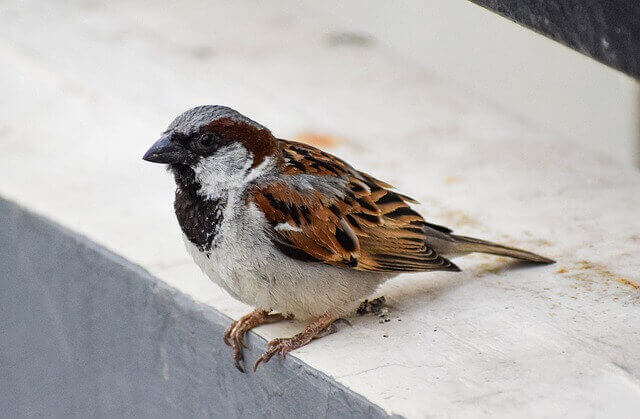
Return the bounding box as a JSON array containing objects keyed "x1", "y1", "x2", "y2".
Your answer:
[{"x1": 250, "y1": 141, "x2": 458, "y2": 273}]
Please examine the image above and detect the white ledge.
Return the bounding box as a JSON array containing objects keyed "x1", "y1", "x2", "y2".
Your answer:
[{"x1": 1, "y1": 1, "x2": 639, "y2": 417}]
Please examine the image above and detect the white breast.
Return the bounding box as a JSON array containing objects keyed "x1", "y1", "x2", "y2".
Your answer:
[
  {"x1": 183, "y1": 200, "x2": 393, "y2": 319},
  {"x1": 182, "y1": 144, "x2": 394, "y2": 319}
]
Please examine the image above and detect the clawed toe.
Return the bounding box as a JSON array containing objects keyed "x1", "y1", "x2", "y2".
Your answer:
[
  {"x1": 253, "y1": 315, "x2": 345, "y2": 371},
  {"x1": 223, "y1": 319, "x2": 246, "y2": 372},
  {"x1": 232, "y1": 343, "x2": 245, "y2": 373},
  {"x1": 223, "y1": 321, "x2": 236, "y2": 347},
  {"x1": 266, "y1": 338, "x2": 284, "y2": 350},
  {"x1": 222, "y1": 310, "x2": 293, "y2": 373},
  {"x1": 227, "y1": 312, "x2": 343, "y2": 373},
  {"x1": 253, "y1": 338, "x2": 292, "y2": 371}
]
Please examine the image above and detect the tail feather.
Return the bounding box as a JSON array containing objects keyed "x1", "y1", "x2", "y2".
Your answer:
[{"x1": 450, "y1": 234, "x2": 555, "y2": 264}]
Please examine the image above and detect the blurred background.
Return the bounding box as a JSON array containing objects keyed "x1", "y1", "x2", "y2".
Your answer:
[
  {"x1": 319, "y1": 1, "x2": 640, "y2": 168},
  {"x1": 1, "y1": 0, "x2": 638, "y2": 171}
]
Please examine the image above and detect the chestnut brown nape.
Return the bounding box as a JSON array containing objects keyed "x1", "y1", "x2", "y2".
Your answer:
[{"x1": 202, "y1": 116, "x2": 277, "y2": 167}]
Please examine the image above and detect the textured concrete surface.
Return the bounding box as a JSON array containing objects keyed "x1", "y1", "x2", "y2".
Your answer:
[
  {"x1": 1, "y1": 1, "x2": 640, "y2": 417},
  {"x1": 0, "y1": 198, "x2": 389, "y2": 418}
]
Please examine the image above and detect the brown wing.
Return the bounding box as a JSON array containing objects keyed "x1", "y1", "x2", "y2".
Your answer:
[{"x1": 249, "y1": 141, "x2": 459, "y2": 272}]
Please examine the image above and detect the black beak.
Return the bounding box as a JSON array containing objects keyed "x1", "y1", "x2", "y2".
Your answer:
[{"x1": 143, "y1": 135, "x2": 190, "y2": 164}]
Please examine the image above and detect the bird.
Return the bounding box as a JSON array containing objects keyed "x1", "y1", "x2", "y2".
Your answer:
[{"x1": 143, "y1": 105, "x2": 554, "y2": 373}]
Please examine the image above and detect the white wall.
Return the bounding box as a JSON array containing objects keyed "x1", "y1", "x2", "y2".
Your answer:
[{"x1": 315, "y1": 1, "x2": 640, "y2": 167}]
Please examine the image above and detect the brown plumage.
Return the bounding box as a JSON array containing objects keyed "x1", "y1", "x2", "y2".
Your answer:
[
  {"x1": 143, "y1": 105, "x2": 554, "y2": 373},
  {"x1": 251, "y1": 140, "x2": 459, "y2": 273}
]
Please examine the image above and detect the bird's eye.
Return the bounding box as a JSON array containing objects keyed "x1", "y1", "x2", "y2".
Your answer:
[{"x1": 198, "y1": 133, "x2": 217, "y2": 148}]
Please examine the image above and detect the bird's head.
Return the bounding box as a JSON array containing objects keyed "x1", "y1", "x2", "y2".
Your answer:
[{"x1": 143, "y1": 105, "x2": 278, "y2": 189}]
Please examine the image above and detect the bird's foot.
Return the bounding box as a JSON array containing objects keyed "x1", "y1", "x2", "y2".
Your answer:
[
  {"x1": 223, "y1": 309, "x2": 293, "y2": 373},
  {"x1": 253, "y1": 314, "x2": 345, "y2": 371}
]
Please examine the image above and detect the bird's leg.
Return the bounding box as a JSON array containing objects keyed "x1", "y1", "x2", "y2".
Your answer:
[
  {"x1": 253, "y1": 313, "x2": 341, "y2": 371},
  {"x1": 224, "y1": 309, "x2": 293, "y2": 373}
]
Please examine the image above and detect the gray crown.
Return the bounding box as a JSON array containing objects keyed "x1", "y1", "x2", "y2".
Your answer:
[{"x1": 166, "y1": 105, "x2": 268, "y2": 135}]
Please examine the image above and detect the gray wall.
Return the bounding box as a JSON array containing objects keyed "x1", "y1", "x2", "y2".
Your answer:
[{"x1": 0, "y1": 197, "x2": 391, "y2": 418}]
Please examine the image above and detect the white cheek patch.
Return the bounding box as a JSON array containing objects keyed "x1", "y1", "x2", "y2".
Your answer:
[
  {"x1": 193, "y1": 143, "x2": 252, "y2": 198},
  {"x1": 192, "y1": 143, "x2": 275, "y2": 201}
]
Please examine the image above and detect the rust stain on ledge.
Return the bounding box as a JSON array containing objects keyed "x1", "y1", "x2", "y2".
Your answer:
[
  {"x1": 616, "y1": 278, "x2": 640, "y2": 290},
  {"x1": 443, "y1": 176, "x2": 461, "y2": 185},
  {"x1": 294, "y1": 132, "x2": 344, "y2": 148},
  {"x1": 555, "y1": 260, "x2": 639, "y2": 291},
  {"x1": 436, "y1": 208, "x2": 478, "y2": 228},
  {"x1": 474, "y1": 261, "x2": 507, "y2": 278}
]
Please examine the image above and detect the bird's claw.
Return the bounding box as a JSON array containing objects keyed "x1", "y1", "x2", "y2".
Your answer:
[
  {"x1": 253, "y1": 338, "x2": 296, "y2": 371},
  {"x1": 222, "y1": 310, "x2": 293, "y2": 373},
  {"x1": 223, "y1": 319, "x2": 239, "y2": 347},
  {"x1": 253, "y1": 317, "x2": 345, "y2": 371},
  {"x1": 223, "y1": 317, "x2": 252, "y2": 372},
  {"x1": 232, "y1": 342, "x2": 245, "y2": 373}
]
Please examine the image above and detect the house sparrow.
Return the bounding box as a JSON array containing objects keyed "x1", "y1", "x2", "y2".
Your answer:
[{"x1": 143, "y1": 105, "x2": 554, "y2": 373}]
